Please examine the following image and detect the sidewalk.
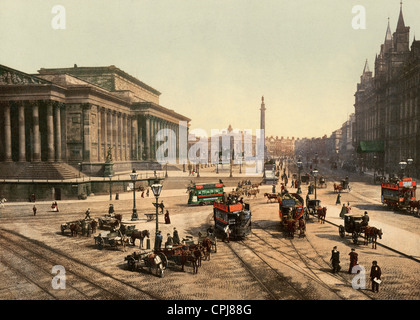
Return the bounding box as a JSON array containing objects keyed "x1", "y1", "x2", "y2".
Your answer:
[{"x1": 325, "y1": 204, "x2": 420, "y2": 261}]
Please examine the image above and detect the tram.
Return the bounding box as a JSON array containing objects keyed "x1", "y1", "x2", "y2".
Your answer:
[
  {"x1": 213, "y1": 201, "x2": 251, "y2": 239},
  {"x1": 187, "y1": 182, "x2": 224, "y2": 205},
  {"x1": 381, "y1": 177, "x2": 416, "y2": 210},
  {"x1": 278, "y1": 193, "x2": 305, "y2": 224}
]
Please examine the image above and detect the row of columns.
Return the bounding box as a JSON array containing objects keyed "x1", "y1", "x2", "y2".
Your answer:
[
  {"x1": 145, "y1": 116, "x2": 180, "y2": 161},
  {"x1": 1, "y1": 100, "x2": 62, "y2": 162}
]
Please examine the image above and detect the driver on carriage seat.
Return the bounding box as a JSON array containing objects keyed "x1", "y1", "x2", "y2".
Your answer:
[{"x1": 361, "y1": 211, "x2": 369, "y2": 227}]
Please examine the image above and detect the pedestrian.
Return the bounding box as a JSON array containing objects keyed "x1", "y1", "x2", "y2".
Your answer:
[
  {"x1": 346, "y1": 202, "x2": 352, "y2": 213},
  {"x1": 173, "y1": 227, "x2": 180, "y2": 245},
  {"x1": 348, "y1": 248, "x2": 358, "y2": 274},
  {"x1": 164, "y1": 210, "x2": 171, "y2": 224},
  {"x1": 165, "y1": 233, "x2": 173, "y2": 247},
  {"x1": 141, "y1": 190, "x2": 144, "y2": 198},
  {"x1": 330, "y1": 246, "x2": 341, "y2": 273},
  {"x1": 31, "y1": 193, "x2": 35, "y2": 203},
  {"x1": 336, "y1": 192, "x2": 341, "y2": 205},
  {"x1": 272, "y1": 184, "x2": 276, "y2": 193},
  {"x1": 339, "y1": 203, "x2": 347, "y2": 219},
  {"x1": 32, "y1": 205, "x2": 37, "y2": 216},
  {"x1": 370, "y1": 261, "x2": 382, "y2": 292},
  {"x1": 155, "y1": 230, "x2": 163, "y2": 249},
  {"x1": 159, "y1": 201, "x2": 165, "y2": 214},
  {"x1": 146, "y1": 188, "x2": 149, "y2": 197},
  {"x1": 108, "y1": 204, "x2": 114, "y2": 216},
  {"x1": 223, "y1": 225, "x2": 230, "y2": 243},
  {"x1": 85, "y1": 208, "x2": 91, "y2": 220}
]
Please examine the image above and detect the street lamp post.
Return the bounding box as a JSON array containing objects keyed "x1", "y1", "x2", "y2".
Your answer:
[
  {"x1": 399, "y1": 161, "x2": 407, "y2": 179},
  {"x1": 151, "y1": 182, "x2": 163, "y2": 249},
  {"x1": 165, "y1": 162, "x2": 168, "y2": 178},
  {"x1": 407, "y1": 158, "x2": 413, "y2": 177},
  {"x1": 297, "y1": 159, "x2": 302, "y2": 194},
  {"x1": 312, "y1": 169, "x2": 318, "y2": 200},
  {"x1": 130, "y1": 169, "x2": 138, "y2": 221},
  {"x1": 108, "y1": 174, "x2": 112, "y2": 201}
]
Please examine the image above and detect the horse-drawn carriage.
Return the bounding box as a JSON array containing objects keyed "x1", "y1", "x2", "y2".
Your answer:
[
  {"x1": 98, "y1": 213, "x2": 123, "y2": 230},
  {"x1": 278, "y1": 193, "x2": 306, "y2": 238},
  {"x1": 60, "y1": 218, "x2": 98, "y2": 237},
  {"x1": 264, "y1": 192, "x2": 278, "y2": 203},
  {"x1": 339, "y1": 214, "x2": 383, "y2": 248},
  {"x1": 125, "y1": 250, "x2": 166, "y2": 277},
  {"x1": 306, "y1": 199, "x2": 321, "y2": 216},
  {"x1": 198, "y1": 230, "x2": 217, "y2": 253},
  {"x1": 318, "y1": 176, "x2": 327, "y2": 188},
  {"x1": 334, "y1": 179, "x2": 351, "y2": 193},
  {"x1": 94, "y1": 229, "x2": 130, "y2": 251},
  {"x1": 300, "y1": 175, "x2": 310, "y2": 185}
]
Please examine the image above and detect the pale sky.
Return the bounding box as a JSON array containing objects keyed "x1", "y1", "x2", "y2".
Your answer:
[{"x1": 1, "y1": 0, "x2": 419, "y2": 139}]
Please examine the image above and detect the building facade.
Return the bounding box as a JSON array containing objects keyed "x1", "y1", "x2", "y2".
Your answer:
[
  {"x1": 0, "y1": 64, "x2": 190, "y2": 177},
  {"x1": 354, "y1": 5, "x2": 420, "y2": 177}
]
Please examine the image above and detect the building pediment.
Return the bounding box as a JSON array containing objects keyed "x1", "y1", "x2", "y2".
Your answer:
[{"x1": 0, "y1": 65, "x2": 50, "y2": 85}]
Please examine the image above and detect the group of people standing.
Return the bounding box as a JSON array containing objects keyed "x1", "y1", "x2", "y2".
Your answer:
[{"x1": 330, "y1": 246, "x2": 382, "y2": 293}]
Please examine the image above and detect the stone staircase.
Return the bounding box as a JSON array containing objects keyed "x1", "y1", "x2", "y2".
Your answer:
[{"x1": 0, "y1": 162, "x2": 87, "y2": 180}]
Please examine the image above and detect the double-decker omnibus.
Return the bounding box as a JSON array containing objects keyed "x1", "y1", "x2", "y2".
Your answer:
[
  {"x1": 213, "y1": 201, "x2": 251, "y2": 239},
  {"x1": 187, "y1": 182, "x2": 224, "y2": 205},
  {"x1": 381, "y1": 177, "x2": 416, "y2": 210}
]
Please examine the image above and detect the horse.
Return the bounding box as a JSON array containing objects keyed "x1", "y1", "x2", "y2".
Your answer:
[
  {"x1": 286, "y1": 219, "x2": 296, "y2": 239},
  {"x1": 298, "y1": 219, "x2": 306, "y2": 238},
  {"x1": 201, "y1": 237, "x2": 212, "y2": 261},
  {"x1": 180, "y1": 248, "x2": 199, "y2": 274},
  {"x1": 363, "y1": 226, "x2": 383, "y2": 249},
  {"x1": 317, "y1": 207, "x2": 327, "y2": 223},
  {"x1": 333, "y1": 183, "x2": 342, "y2": 193},
  {"x1": 131, "y1": 229, "x2": 150, "y2": 248},
  {"x1": 90, "y1": 220, "x2": 98, "y2": 234},
  {"x1": 247, "y1": 189, "x2": 259, "y2": 199},
  {"x1": 409, "y1": 200, "x2": 420, "y2": 215},
  {"x1": 0, "y1": 198, "x2": 7, "y2": 208},
  {"x1": 70, "y1": 222, "x2": 80, "y2": 237},
  {"x1": 264, "y1": 193, "x2": 278, "y2": 203}
]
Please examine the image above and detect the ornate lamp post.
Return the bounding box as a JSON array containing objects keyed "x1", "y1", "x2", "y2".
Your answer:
[
  {"x1": 399, "y1": 161, "x2": 407, "y2": 179},
  {"x1": 312, "y1": 169, "x2": 318, "y2": 200},
  {"x1": 130, "y1": 169, "x2": 138, "y2": 221},
  {"x1": 108, "y1": 174, "x2": 112, "y2": 201},
  {"x1": 407, "y1": 158, "x2": 413, "y2": 177},
  {"x1": 151, "y1": 182, "x2": 163, "y2": 249}
]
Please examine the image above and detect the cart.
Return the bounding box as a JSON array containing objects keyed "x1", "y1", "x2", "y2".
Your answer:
[
  {"x1": 306, "y1": 199, "x2": 321, "y2": 217},
  {"x1": 125, "y1": 250, "x2": 166, "y2": 277},
  {"x1": 338, "y1": 214, "x2": 365, "y2": 244},
  {"x1": 94, "y1": 230, "x2": 129, "y2": 251}
]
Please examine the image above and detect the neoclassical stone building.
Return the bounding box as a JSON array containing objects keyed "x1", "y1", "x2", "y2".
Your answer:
[{"x1": 0, "y1": 64, "x2": 190, "y2": 178}]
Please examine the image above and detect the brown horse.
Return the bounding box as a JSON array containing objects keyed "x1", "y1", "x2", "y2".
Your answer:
[
  {"x1": 409, "y1": 200, "x2": 420, "y2": 215},
  {"x1": 180, "y1": 249, "x2": 199, "y2": 274},
  {"x1": 333, "y1": 183, "x2": 342, "y2": 193},
  {"x1": 264, "y1": 193, "x2": 278, "y2": 203},
  {"x1": 298, "y1": 219, "x2": 306, "y2": 238},
  {"x1": 363, "y1": 226, "x2": 383, "y2": 249},
  {"x1": 201, "y1": 237, "x2": 212, "y2": 261},
  {"x1": 131, "y1": 230, "x2": 150, "y2": 248},
  {"x1": 70, "y1": 222, "x2": 80, "y2": 237},
  {"x1": 317, "y1": 207, "x2": 327, "y2": 223},
  {"x1": 286, "y1": 219, "x2": 296, "y2": 238}
]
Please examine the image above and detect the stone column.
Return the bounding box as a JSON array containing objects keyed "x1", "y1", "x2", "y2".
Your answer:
[
  {"x1": 54, "y1": 103, "x2": 62, "y2": 162},
  {"x1": 46, "y1": 101, "x2": 55, "y2": 161},
  {"x1": 17, "y1": 101, "x2": 26, "y2": 162},
  {"x1": 32, "y1": 101, "x2": 41, "y2": 162},
  {"x1": 97, "y1": 106, "x2": 102, "y2": 162},
  {"x1": 123, "y1": 114, "x2": 127, "y2": 161},
  {"x1": 82, "y1": 103, "x2": 91, "y2": 162},
  {"x1": 103, "y1": 109, "x2": 108, "y2": 160},
  {"x1": 132, "y1": 116, "x2": 138, "y2": 160},
  {"x1": 119, "y1": 112, "x2": 123, "y2": 161},
  {"x1": 107, "y1": 110, "x2": 113, "y2": 159},
  {"x1": 138, "y1": 118, "x2": 143, "y2": 160},
  {"x1": 3, "y1": 102, "x2": 12, "y2": 162},
  {"x1": 145, "y1": 116, "x2": 151, "y2": 160}
]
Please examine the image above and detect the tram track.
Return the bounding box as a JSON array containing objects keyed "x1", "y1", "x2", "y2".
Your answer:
[{"x1": 0, "y1": 228, "x2": 162, "y2": 300}]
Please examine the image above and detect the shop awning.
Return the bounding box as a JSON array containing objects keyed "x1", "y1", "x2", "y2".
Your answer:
[{"x1": 357, "y1": 140, "x2": 385, "y2": 153}]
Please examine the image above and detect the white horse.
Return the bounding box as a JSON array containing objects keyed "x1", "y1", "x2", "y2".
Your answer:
[{"x1": 0, "y1": 198, "x2": 7, "y2": 208}]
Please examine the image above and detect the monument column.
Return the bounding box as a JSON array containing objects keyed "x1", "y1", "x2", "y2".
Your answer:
[
  {"x1": 17, "y1": 101, "x2": 26, "y2": 162},
  {"x1": 3, "y1": 102, "x2": 12, "y2": 162}
]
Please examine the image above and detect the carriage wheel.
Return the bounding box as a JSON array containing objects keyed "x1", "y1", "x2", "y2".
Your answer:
[
  {"x1": 156, "y1": 252, "x2": 168, "y2": 270},
  {"x1": 127, "y1": 257, "x2": 136, "y2": 271},
  {"x1": 352, "y1": 232, "x2": 359, "y2": 244},
  {"x1": 339, "y1": 226, "x2": 345, "y2": 238},
  {"x1": 96, "y1": 237, "x2": 104, "y2": 250}
]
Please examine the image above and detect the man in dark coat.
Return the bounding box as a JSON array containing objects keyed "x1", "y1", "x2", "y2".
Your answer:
[
  {"x1": 348, "y1": 248, "x2": 358, "y2": 274},
  {"x1": 370, "y1": 260, "x2": 382, "y2": 292},
  {"x1": 155, "y1": 231, "x2": 163, "y2": 249},
  {"x1": 330, "y1": 246, "x2": 341, "y2": 273},
  {"x1": 173, "y1": 228, "x2": 180, "y2": 245}
]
